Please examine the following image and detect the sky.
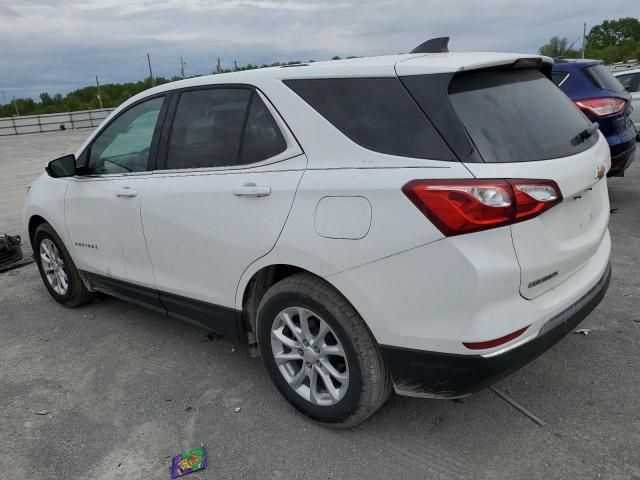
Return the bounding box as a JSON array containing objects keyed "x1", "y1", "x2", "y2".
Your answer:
[{"x1": 0, "y1": 0, "x2": 638, "y2": 101}]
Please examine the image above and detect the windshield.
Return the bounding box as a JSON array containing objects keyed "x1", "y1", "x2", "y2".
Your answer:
[{"x1": 449, "y1": 69, "x2": 597, "y2": 163}]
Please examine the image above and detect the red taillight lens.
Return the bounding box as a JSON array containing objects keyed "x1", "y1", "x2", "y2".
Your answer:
[
  {"x1": 575, "y1": 97, "x2": 626, "y2": 117},
  {"x1": 463, "y1": 326, "x2": 529, "y2": 350},
  {"x1": 402, "y1": 179, "x2": 562, "y2": 236}
]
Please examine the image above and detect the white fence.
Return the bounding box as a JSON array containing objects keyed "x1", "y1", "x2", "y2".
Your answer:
[{"x1": 0, "y1": 108, "x2": 114, "y2": 136}]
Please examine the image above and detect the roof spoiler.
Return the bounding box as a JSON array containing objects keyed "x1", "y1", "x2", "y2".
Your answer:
[{"x1": 410, "y1": 37, "x2": 449, "y2": 54}]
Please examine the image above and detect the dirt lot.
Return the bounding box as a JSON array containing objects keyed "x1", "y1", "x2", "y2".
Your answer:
[{"x1": 1, "y1": 130, "x2": 639, "y2": 479}]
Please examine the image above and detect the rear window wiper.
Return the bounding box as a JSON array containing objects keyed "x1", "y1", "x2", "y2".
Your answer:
[{"x1": 571, "y1": 122, "x2": 599, "y2": 145}]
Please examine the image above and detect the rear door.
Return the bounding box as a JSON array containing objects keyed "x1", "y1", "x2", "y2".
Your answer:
[
  {"x1": 401, "y1": 66, "x2": 610, "y2": 299},
  {"x1": 141, "y1": 86, "x2": 305, "y2": 335}
]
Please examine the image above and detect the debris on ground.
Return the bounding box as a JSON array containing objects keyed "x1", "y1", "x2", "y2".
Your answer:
[
  {"x1": 35, "y1": 410, "x2": 50, "y2": 416},
  {"x1": 170, "y1": 447, "x2": 206, "y2": 478},
  {"x1": 574, "y1": 328, "x2": 591, "y2": 335},
  {"x1": 0, "y1": 234, "x2": 32, "y2": 273},
  {"x1": 233, "y1": 407, "x2": 241, "y2": 413}
]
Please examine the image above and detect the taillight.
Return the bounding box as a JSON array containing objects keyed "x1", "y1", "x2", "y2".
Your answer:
[
  {"x1": 402, "y1": 179, "x2": 562, "y2": 236},
  {"x1": 463, "y1": 326, "x2": 529, "y2": 350},
  {"x1": 575, "y1": 97, "x2": 625, "y2": 117}
]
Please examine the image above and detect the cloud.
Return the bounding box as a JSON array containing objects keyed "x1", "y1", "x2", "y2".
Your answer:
[{"x1": 0, "y1": 0, "x2": 637, "y2": 99}]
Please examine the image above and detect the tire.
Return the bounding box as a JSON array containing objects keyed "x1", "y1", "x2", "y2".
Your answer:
[
  {"x1": 33, "y1": 222, "x2": 94, "y2": 307},
  {"x1": 256, "y1": 273, "x2": 391, "y2": 427}
]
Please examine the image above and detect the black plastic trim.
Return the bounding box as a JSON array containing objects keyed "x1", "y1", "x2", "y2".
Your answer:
[
  {"x1": 400, "y1": 73, "x2": 483, "y2": 164},
  {"x1": 159, "y1": 290, "x2": 244, "y2": 342},
  {"x1": 381, "y1": 262, "x2": 611, "y2": 398},
  {"x1": 83, "y1": 271, "x2": 165, "y2": 313},
  {"x1": 81, "y1": 271, "x2": 244, "y2": 343}
]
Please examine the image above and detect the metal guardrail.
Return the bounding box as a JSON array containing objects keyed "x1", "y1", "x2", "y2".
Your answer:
[{"x1": 0, "y1": 108, "x2": 114, "y2": 136}]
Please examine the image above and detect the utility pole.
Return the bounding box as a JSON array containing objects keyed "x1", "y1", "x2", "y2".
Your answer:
[
  {"x1": 12, "y1": 96, "x2": 19, "y2": 116},
  {"x1": 180, "y1": 56, "x2": 186, "y2": 79},
  {"x1": 234, "y1": 60, "x2": 238, "y2": 72},
  {"x1": 147, "y1": 52, "x2": 156, "y2": 86},
  {"x1": 216, "y1": 58, "x2": 222, "y2": 74},
  {"x1": 582, "y1": 22, "x2": 587, "y2": 59},
  {"x1": 95, "y1": 75, "x2": 104, "y2": 109}
]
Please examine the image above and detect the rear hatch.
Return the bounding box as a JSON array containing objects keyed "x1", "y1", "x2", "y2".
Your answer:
[{"x1": 399, "y1": 60, "x2": 610, "y2": 299}]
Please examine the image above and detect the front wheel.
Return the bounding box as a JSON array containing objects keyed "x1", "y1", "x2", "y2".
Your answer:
[
  {"x1": 33, "y1": 222, "x2": 94, "y2": 307},
  {"x1": 256, "y1": 273, "x2": 391, "y2": 427}
]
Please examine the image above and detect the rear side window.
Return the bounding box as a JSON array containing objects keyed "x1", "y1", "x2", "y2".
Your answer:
[
  {"x1": 284, "y1": 78, "x2": 454, "y2": 161},
  {"x1": 167, "y1": 89, "x2": 251, "y2": 169},
  {"x1": 240, "y1": 95, "x2": 287, "y2": 165},
  {"x1": 449, "y1": 69, "x2": 597, "y2": 163},
  {"x1": 583, "y1": 64, "x2": 626, "y2": 93},
  {"x1": 615, "y1": 72, "x2": 638, "y2": 92}
]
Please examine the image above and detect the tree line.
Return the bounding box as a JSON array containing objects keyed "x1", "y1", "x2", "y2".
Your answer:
[
  {"x1": 539, "y1": 17, "x2": 640, "y2": 62},
  {"x1": 0, "y1": 60, "x2": 311, "y2": 118}
]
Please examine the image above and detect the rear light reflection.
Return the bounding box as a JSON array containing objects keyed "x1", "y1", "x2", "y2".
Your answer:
[
  {"x1": 463, "y1": 326, "x2": 529, "y2": 350},
  {"x1": 575, "y1": 97, "x2": 626, "y2": 117},
  {"x1": 402, "y1": 179, "x2": 562, "y2": 236}
]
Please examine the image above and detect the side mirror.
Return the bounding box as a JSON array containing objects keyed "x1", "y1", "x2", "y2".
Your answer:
[{"x1": 45, "y1": 154, "x2": 76, "y2": 178}]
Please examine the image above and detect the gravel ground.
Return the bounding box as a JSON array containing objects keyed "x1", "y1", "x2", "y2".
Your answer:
[{"x1": 1, "y1": 130, "x2": 639, "y2": 480}]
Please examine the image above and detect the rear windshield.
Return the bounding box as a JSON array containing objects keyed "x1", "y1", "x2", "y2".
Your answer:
[
  {"x1": 449, "y1": 69, "x2": 597, "y2": 163},
  {"x1": 284, "y1": 77, "x2": 455, "y2": 161},
  {"x1": 583, "y1": 64, "x2": 626, "y2": 93}
]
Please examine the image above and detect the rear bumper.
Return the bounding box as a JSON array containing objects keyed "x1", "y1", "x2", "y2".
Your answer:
[
  {"x1": 382, "y1": 261, "x2": 611, "y2": 399},
  {"x1": 608, "y1": 139, "x2": 636, "y2": 177}
]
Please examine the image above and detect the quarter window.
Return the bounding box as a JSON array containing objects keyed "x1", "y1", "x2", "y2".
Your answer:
[
  {"x1": 166, "y1": 89, "x2": 252, "y2": 169},
  {"x1": 615, "y1": 73, "x2": 639, "y2": 92},
  {"x1": 285, "y1": 77, "x2": 454, "y2": 161},
  {"x1": 87, "y1": 96, "x2": 164, "y2": 174}
]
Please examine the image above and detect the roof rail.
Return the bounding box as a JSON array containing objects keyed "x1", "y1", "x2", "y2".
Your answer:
[{"x1": 410, "y1": 37, "x2": 449, "y2": 54}]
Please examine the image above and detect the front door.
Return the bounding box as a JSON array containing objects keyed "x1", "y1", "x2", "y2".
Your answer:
[
  {"x1": 65, "y1": 95, "x2": 167, "y2": 301},
  {"x1": 140, "y1": 87, "x2": 305, "y2": 335}
]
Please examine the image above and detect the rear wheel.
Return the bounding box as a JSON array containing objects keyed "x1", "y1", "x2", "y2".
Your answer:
[
  {"x1": 256, "y1": 273, "x2": 391, "y2": 427},
  {"x1": 33, "y1": 223, "x2": 94, "y2": 307}
]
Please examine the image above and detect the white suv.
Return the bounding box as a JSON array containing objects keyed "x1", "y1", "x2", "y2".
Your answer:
[{"x1": 25, "y1": 43, "x2": 612, "y2": 427}]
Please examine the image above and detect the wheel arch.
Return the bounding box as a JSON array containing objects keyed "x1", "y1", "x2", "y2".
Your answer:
[
  {"x1": 28, "y1": 215, "x2": 49, "y2": 250},
  {"x1": 239, "y1": 263, "x2": 309, "y2": 344},
  {"x1": 237, "y1": 262, "x2": 378, "y2": 349}
]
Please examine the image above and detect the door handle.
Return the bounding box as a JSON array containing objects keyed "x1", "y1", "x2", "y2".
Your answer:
[
  {"x1": 115, "y1": 186, "x2": 138, "y2": 198},
  {"x1": 233, "y1": 183, "x2": 271, "y2": 197}
]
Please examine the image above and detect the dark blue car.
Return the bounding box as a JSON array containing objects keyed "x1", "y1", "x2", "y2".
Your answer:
[{"x1": 552, "y1": 59, "x2": 636, "y2": 176}]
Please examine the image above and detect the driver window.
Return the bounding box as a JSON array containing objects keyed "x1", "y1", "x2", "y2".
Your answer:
[
  {"x1": 87, "y1": 96, "x2": 164, "y2": 174},
  {"x1": 616, "y1": 74, "x2": 633, "y2": 91}
]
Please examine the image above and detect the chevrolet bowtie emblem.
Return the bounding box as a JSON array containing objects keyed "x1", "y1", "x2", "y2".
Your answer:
[{"x1": 596, "y1": 165, "x2": 606, "y2": 179}]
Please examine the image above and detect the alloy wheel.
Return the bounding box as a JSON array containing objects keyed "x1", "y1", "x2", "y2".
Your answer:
[
  {"x1": 270, "y1": 306, "x2": 349, "y2": 406},
  {"x1": 39, "y1": 238, "x2": 69, "y2": 296}
]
